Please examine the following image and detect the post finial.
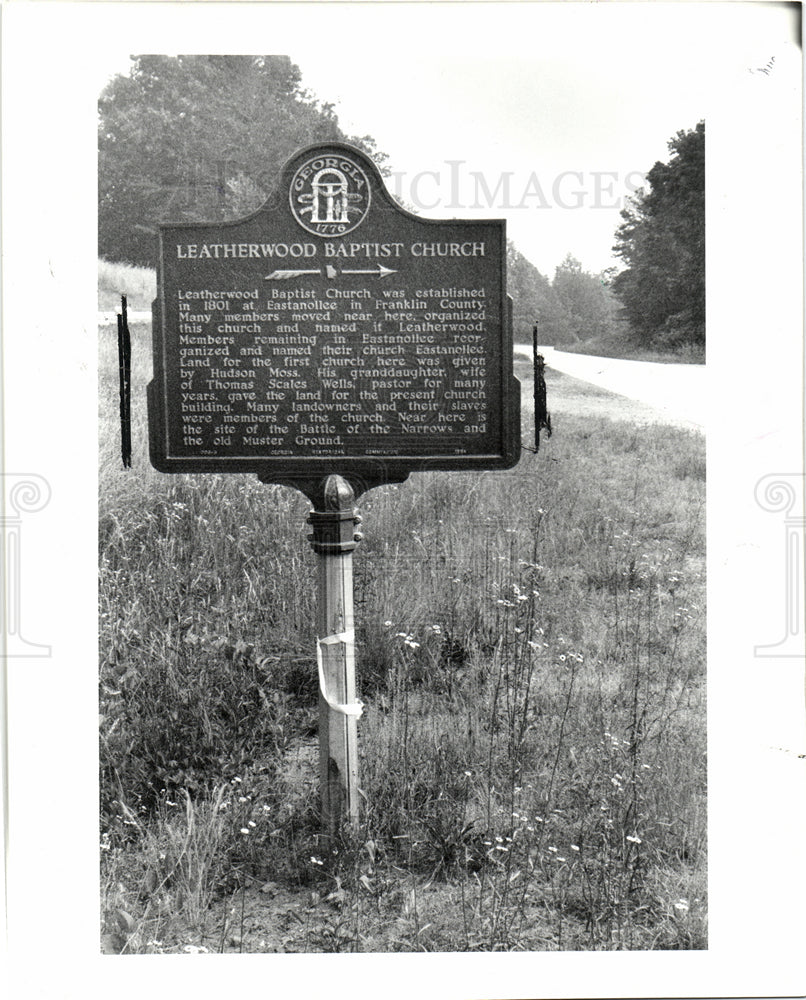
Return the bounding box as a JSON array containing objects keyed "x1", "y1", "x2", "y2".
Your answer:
[
  {"x1": 307, "y1": 475, "x2": 360, "y2": 555},
  {"x1": 323, "y1": 474, "x2": 355, "y2": 512}
]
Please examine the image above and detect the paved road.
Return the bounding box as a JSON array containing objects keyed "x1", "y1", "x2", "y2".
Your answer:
[
  {"x1": 516, "y1": 346, "x2": 706, "y2": 430},
  {"x1": 100, "y1": 311, "x2": 706, "y2": 430}
]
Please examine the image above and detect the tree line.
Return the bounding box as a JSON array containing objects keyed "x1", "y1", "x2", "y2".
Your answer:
[
  {"x1": 509, "y1": 122, "x2": 704, "y2": 352},
  {"x1": 98, "y1": 55, "x2": 386, "y2": 266},
  {"x1": 508, "y1": 244, "x2": 620, "y2": 347},
  {"x1": 99, "y1": 56, "x2": 703, "y2": 352},
  {"x1": 612, "y1": 122, "x2": 704, "y2": 350}
]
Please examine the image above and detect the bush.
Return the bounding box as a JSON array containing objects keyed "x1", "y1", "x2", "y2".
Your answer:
[{"x1": 100, "y1": 633, "x2": 291, "y2": 828}]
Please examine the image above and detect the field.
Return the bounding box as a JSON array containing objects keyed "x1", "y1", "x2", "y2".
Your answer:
[{"x1": 99, "y1": 280, "x2": 706, "y2": 953}]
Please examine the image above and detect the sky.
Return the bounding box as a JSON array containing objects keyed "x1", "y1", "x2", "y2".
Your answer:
[{"x1": 95, "y1": 3, "x2": 799, "y2": 277}]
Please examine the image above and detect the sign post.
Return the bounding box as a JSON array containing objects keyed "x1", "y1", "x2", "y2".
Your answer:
[
  {"x1": 148, "y1": 142, "x2": 521, "y2": 837},
  {"x1": 307, "y1": 474, "x2": 363, "y2": 836}
]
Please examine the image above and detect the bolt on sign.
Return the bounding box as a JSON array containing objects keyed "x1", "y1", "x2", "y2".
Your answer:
[{"x1": 148, "y1": 142, "x2": 520, "y2": 491}]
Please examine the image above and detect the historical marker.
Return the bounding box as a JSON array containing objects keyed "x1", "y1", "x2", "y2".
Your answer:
[
  {"x1": 148, "y1": 142, "x2": 520, "y2": 492},
  {"x1": 147, "y1": 142, "x2": 521, "y2": 839}
]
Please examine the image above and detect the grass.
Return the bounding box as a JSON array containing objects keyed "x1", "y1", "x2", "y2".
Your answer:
[
  {"x1": 99, "y1": 267, "x2": 706, "y2": 953},
  {"x1": 550, "y1": 335, "x2": 705, "y2": 365},
  {"x1": 98, "y1": 258, "x2": 156, "y2": 311}
]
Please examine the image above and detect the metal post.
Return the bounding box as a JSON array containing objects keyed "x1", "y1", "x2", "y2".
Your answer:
[
  {"x1": 117, "y1": 296, "x2": 132, "y2": 469},
  {"x1": 306, "y1": 474, "x2": 364, "y2": 839},
  {"x1": 532, "y1": 319, "x2": 551, "y2": 452},
  {"x1": 532, "y1": 321, "x2": 539, "y2": 452}
]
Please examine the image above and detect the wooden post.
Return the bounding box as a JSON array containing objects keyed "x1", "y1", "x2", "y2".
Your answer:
[{"x1": 306, "y1": 475, "x2": 363, "y2": 840}]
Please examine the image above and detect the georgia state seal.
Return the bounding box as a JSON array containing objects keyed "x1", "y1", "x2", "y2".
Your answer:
[{"x1": 289, "y1": 152, "x2": 371, "y2": 237}]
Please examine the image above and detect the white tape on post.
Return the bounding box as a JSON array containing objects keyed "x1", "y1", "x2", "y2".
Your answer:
[{"x1": 316, "y1": 630, "x2": 364, "y2": 718}]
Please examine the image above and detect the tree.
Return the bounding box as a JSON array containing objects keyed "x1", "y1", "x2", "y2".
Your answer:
[
  {"x1": 98, "y1": 55, "x2": 387, "y2": 266},
  {"x1": 612, "y1": 122, "x2": 705, "y2": 348},
  {"x1": 506, "y1": 241, "x2": 572, "y2": 344},
  {"x1": 552, "y1": 253, "x2": 619, "y2": 343}
]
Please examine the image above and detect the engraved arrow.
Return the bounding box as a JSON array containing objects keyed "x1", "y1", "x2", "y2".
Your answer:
[
  {"x1": 341, "y1": 265, "x2": 397, "y2": 278},
  {"x1": 265, "y1": 264, "x2": 397, "y2": 280},
  {"x1": 264, "y1": 269, "x2": 322, "y2": 280}
]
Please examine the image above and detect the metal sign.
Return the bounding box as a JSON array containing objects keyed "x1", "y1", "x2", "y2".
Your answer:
[{"x1": 148, "y1": 143, "x2": 520, "y2": 490}]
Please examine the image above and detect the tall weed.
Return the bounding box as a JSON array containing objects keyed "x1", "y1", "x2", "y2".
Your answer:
[{"x1": 99, "y1": 314, "x2": 706, "y2": 951}]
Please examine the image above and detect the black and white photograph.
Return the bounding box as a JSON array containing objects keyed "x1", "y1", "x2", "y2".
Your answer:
[{"x1": 1, "y1": 1, "x2": 804, "y2": 998}]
